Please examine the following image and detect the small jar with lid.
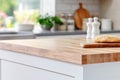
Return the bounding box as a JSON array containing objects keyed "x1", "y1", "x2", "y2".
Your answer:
[{"x1": 66, "y1": 13, "x2": 75, "y2": 31}]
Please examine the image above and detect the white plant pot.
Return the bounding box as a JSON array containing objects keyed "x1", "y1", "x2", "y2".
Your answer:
[{"x1": 17, "y1": 24, "x2": 34, "y2": 31}]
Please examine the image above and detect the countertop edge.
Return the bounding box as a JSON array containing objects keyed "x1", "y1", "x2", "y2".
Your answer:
[
  {"x1": 0, "y1": 42, "x2": 82, "y2": 65},
  {"x1": 1, "y1": 42, "x2": 120, "y2": 65},
  {"x1": 35, "y1": 30, "x2": 120, "y2": 36}
]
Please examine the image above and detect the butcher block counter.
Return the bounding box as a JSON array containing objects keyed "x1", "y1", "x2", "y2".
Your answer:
[
  {"x1": 0, "y1": 38, "x2": 120, "y2": 65},
  {"x1": 0, "y1": 38, "x2": 120, "y2": 80}
]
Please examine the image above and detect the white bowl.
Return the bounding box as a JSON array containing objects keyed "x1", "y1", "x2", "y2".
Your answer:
[{"x1": 18, "y1": 24, "x2": 34, "y2": 31}]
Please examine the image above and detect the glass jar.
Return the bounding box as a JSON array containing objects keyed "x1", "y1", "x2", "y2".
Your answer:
[{"x1": 66, "y1": 13, "x2": 75, "y2": 31}]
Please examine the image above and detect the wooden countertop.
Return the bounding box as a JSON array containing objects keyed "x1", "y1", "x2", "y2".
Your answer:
[{"x1": 0, "y1": 38, "x2": 120, "y2": 65}]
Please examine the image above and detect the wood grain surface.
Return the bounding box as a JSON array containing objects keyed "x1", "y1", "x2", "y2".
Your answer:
[
  {"x1": 81, "y1": 43, "x2": 120, "y2": 48},
  {"x1": 0, "y1": 38, "x2": 120, "y2": 65}
]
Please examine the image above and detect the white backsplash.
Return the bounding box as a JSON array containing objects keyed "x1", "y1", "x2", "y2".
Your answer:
[{"x1": 56, "y1": 0, "x2": 100, "y2": 16}]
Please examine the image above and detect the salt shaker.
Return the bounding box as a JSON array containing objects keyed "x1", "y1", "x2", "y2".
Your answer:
[
  {"x1": 86, "y1": 18, "x2": 93, "y2": 39},
  {"x1": 91, "y1": 17, "x2": 100, "y2": 39}
]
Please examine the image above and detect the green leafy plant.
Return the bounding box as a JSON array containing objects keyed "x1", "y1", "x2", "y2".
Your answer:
[
  {"x1": 52, "y1": 16, "x2": 63, "y2": 25},
  {"x1": 38, "y1": 15, "x2": 53, "y2": 28},
  {"x1": 38, "y1": 14, "x2": 63, "y2": 29}
]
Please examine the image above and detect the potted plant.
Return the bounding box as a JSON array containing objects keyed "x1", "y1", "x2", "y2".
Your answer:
[
  {"x1": 38, "y1": 14, "x2": 63, "y2": 31},
  {"x1": 52, "y1": 16, "x2": 63, "y2": 25}
]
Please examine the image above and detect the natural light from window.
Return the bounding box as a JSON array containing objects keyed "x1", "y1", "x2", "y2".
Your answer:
[{"x1": 0, "y1": 0, "x2": 40, "y2": 28}]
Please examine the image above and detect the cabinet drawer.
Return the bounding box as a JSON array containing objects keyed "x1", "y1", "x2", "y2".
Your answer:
[{"x1": 1, "y1": 60, "x2": 74, "y2": 80}]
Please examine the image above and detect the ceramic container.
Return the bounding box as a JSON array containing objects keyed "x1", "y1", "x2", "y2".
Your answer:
[
  {"x1": 17, "y1": 24, "x2": 34, "y2": 31},
  {"x1": 101, "y1": 19, "x2": 112, "y2": 31}
]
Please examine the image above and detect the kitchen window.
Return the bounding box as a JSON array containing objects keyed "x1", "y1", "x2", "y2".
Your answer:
[
  {"x1": 0, "y1": 0, "x2": 40, "y2": 16},
  {"x1": 0, "y1": 0, "x2": 40, "y2": 28}
]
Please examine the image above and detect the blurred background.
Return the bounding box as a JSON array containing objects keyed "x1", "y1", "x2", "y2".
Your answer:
[
  {"x1": 0, "y1": 0, "x2": 40, "y2": 28},
  {"x1": 0, "y1": 0, "x2": 119, "y2": 33}
]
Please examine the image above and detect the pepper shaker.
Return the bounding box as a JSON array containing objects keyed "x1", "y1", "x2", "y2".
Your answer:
[
  {"x1": 91, "y1": 17, "x2": 100, "y2": 39},
  {"x1": 86, "y1": 18, "x2": 93, "y2": 39}
]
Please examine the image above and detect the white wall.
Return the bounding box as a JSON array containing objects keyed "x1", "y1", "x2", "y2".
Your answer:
[
  {"x1": 100, "y1": 0, "x2": 120, "y2": 30},
  {"x1": 40, "y1": 0, "x2": 56, "y2": 16}
]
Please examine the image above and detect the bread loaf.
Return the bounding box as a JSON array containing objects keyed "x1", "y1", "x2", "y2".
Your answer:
[{"x1": 93, "y1": 35, "x2": 120, "y2": 43}]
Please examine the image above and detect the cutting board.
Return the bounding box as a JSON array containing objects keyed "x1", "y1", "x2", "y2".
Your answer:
[
  {"x1": 74, "y1": 3, "x2": 90, "y2": 30},
  {"x1": 81, "y1": 42, "x2": 120, "y2": 48}
]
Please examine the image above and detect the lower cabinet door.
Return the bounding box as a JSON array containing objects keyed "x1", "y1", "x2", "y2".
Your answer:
[{"x1": 1, "y1": 60, "x2": 74, "y2": 80}]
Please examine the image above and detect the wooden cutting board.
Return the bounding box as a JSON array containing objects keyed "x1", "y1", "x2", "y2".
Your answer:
[
  {"x1": 74, "y1": 3, "x2": 90, "y2": 30},
  {"x1": 81, "y1": 42, "x2": 120, "y2": 48}
]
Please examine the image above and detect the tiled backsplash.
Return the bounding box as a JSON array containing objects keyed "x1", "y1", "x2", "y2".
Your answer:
[
  {"x1": 40, "y1": 0, "x2": 120, "y2": 31},
  {"x1": 56, "y1": 0, "x2": 100, "y2": 16}
]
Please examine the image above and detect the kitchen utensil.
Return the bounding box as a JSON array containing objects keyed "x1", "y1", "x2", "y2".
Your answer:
[{"x1": 74, "y1": 3, "x2": 90, "y2": 30}]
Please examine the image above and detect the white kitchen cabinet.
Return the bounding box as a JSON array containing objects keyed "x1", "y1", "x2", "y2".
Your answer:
[
  {"x1": 1, "y1": 60, "x2": 75, "y2": 80},
  {"x1": 1, "y1": 35, "x2": 120, "y2": 80},
  {"x1": 1, "y1": 49, "x2": 120, "y2": 80},
  {"x1": 0, "y1": 49, "x2": 83, "y2": 80}
]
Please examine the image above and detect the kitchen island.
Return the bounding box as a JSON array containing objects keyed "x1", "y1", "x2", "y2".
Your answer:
[{"x1": 0, "y1": 38, "x2": 120, "y2": 80}]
